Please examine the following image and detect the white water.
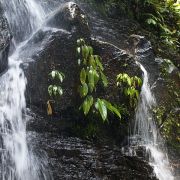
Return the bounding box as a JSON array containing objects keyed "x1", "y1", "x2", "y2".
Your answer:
[
  {"x1": 131, "y1": 63, "x2": 174, "y2": 180},
  {"x1": 0, "y1": 0, "x2": 49, "y2": 179},
  {"x1": 1, "y1": 0, "x2": 45, "y2": 43}
]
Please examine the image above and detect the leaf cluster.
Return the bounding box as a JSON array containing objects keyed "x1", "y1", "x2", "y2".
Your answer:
[
  {"x1": 77, "y1": 38, "x2": 121, "y2": 122},
  {"x1": 116, "y1": 73, "x2": 142, "y2": 107},
  {"x1": 48, "y1": 70, "x2": 65, "y2": 97}
]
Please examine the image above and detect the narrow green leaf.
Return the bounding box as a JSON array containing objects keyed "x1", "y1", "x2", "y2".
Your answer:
[
  {"x1": 77, "y1": 47, "x2": 81, "y2": 54},
  {"x1": 82, "y1": 95, "x2": 94, "y2": 115},
  {"x1": 53, "y1": 86, "x2": 58, "y2": 96},
  {"x1": 78, "y1": 59, "x2": 81, "y2": 65},
  {"x1": 80, "y1": 68, "x2": 87, "y2": 84},
  {"x1": 89, "y1": 46, "x2": 93, "y2": 55},
  {"x1": 100, "y1": 72, "x2": 108, "y2": 87},
  {"x1": 51, "y1": 70, "x2": 56, "y2": 79},
  {"x1": 79, "y1": 83, "x2": 88, "y2": 97},
  {"x1": 89, "y1": 55, "x2": 96, "y2": 68},
  {"x1": 103, "y1": 100, "x2": 121, "y2": 119},
  {"x1": 88, "y1": 68, "x2": 95, "y2": 92},
  {"x1": 48, "y1": 85, "x2": 53, "y2": 96},
  {"x1": 95, "y1": 55, "x2": 104, "y2": 71},
  {"x1": 57, "y1": 86, "x2": 63, "y2": 96},
  {"x1": 95, "y1": 99, "x2": 107, "y2": 122},
  {"x1": 93, "y1": 69, "x2": 100, "y2": 85}
]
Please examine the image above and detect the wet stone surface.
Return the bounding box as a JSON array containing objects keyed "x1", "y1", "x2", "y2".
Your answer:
[
  {"x1": 28, "y1": 131, "x2": 158, "y2": 180},
  {"x1": 26, "y1": 110, "x2": 157, "y2": 180}
]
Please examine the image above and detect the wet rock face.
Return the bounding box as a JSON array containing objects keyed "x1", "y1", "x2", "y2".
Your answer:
[
  {"x1": 45, "y1": 2, "x2": 90, "y2": 38},
  {"x1": 28, "y1": 131, "x2": 157, "y2": 180},
  {"x1": 127, "y1": 35, "x2": 159, "y2": 85},
  {"x1": 0, "y1": 4, "x2": 11, "y2": 73},
  {"x1": 22, "y1": 2, "x2": 141, "y2": 116}
]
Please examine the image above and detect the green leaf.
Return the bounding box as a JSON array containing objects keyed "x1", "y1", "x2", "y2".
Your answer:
[
  {"x1": 146, "y1": 18, "x2": 157, "y2": 25},
  {"x1": 82, "y1": 45, "x2": 89, "y2": 59},
  {"x1": 82, "y1": 95, "x2": 94, "y2": 115},
  {"x1": 89, "y1": 46, "x2": 93, "y2": 55},
  {"x1": 57, "y1": 72, "x2": 65, "y2": 82},
  {"x1": 127, "y1": 77, "x2": 132, "y2": 86},
  {"x1": 48, "y1": 85, "x2": 53, "y2": 96},
  {"x1": 100, "y1": 72, "x2": 108, "y2": 87},
  {"x1": 77, "y1": 38, "x2": 85, "y2": 46},
  {"x1": 89, "y1": 55, "x2": 96, "y2": 68},
  {"x1": 53, "y1": 86, "x2": 58, "y2": 96},
  {"x1": 80, "y1": 68, "x2": 87, "y2": 84},
  {"x1": 88, "y1": 68, "x2": 95, "y2": 92},
  {"x1": 79, "y1": 83, "x2": 88, "y2": 97},
  {"x1": 49, "y1": 70, "x2": 65, "y2": 82},
  {"x1": 50, "y1": 70, "x2": 56, "y2": 79},
  {"x1": 78, "y1": 59, "x2": 81, "y2": 65},
  {"x1": 57, "y1": 86, "x2": 63, "y2": 96},
  {"x1": 77, "y1": 47, "x2": 81, "y2": 54},
  {"x1": 95, "y1": 99, "x2": 107, "y2": 122},
  {"x1": 93, "y1": 69, "x2": 100, "y2": 85},
  {"x1": 95, "y1": 55, "x2": 104, "y2": 71},
  {"x1": 103, "y1": 100, "x2": 121, "y2": 119}
]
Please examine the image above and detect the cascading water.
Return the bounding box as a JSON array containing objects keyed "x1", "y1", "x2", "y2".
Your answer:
[
  {"x1": 130, "y1": 62, "x2": 174, "y2": 180},
  {"x1": 0, "y1": 0, "x2": 50, "y2": 179},
  {"x1": 1, "y1": 0, "x2": 44, "y2": 43}
]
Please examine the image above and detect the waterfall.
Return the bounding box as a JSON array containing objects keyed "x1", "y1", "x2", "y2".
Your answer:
[
  {"x1": 0, "y1": 0, "x2": 50, "y2": 179},
  {"x1": 131, "y1": 63, "x2": 174, "y2": 180},
  {"x1": 1, "y1": 0, "x2": 45, "y2": 43}
]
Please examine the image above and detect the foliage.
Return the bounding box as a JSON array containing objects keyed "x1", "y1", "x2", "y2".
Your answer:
[
  {"x1": 153, "y1": 106, "x2": 180, "y2": 149},
  {"x1": 48, "y1": 70, "x2": 65, "y2": 97},
  {"x1": 77, "y1": 38, "x2": 121, "y2": 122},
  {"x1": 160, "y1": 59, "x2": 175, "y2": 77},
  {"x1": 89, "y1": 0, "x2": 180, "y2": 66},
  {"x1": 47, "y1": 70, "x2": 65, "y2": 115},
  {"x1": 116, "y1": 73, "x2": 142, "y2": 107},
  {"x1": 139, "y1": 0, "x2": 180, "y2": 51},
  {"x1": 153, "y1": 58, "x2": 180, "y2": 149}
]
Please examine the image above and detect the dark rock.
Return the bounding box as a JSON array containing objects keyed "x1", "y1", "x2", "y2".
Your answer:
[
  {"x1": 22, "y1": 31, "x2": 141, "y2": 144},
  {"x1": 22, "y1": 9, "x2": 141, "y2": 117},
  {"x1": 27, "y1": 130, "x2": 158, "y2": 180},
  {"x1": 0, "y1": 3, "x2": 11, "y2": 73},
  {"x1": 18, "y1": 2, "x2": 142, "y2": 148},
  {"x1": 45, "y1": 2, "x2": 90, "y2": 38},
  {"x1": 127, "y1": 35, "x2": 159, "y2": 85},
  {"x1": 91, "y1": 38, "x2": 142, "y2": 116}
]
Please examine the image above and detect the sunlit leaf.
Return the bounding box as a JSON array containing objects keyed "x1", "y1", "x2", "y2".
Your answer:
[
  {"x1": 88, "y1": 68, "x2": 95, "y2": 92},
  {"x1": 103, "y1": 100, "x2": 121, "y2": 119},
  {"x1": 80, "y1": 68, "x2": 87, "y2": 84},
  {"x1": 79, "y1": 83, "x2": 88, "y2": 97},
  {"x1": 50, "y1": 70, "x2": 56, "y2": 79},
  {"x1": 82, "y1": 95, "x2": 94, "y2": 115},
  {"x1": 95, "y1": 55, "x2": 104, "y2": 71},
  {"x1": 100, "y1": 72, "x2": 108, "y2": 87},
  {"x1": 95, "y1": 99, "x2": 107, "y2": 122},
  {"x1": 57, "y1": 86, "x2": 63, "y2": 96},
  {"x1": 48, "y1": 85, "x2": 53, "y2": 96}
]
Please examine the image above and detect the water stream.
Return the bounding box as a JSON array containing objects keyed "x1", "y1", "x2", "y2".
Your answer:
[
  {"x1": 0, "y1": 0, "x2": 50, "y2": 179},
  {"x1": 130, "y1": 62, "x2": 174, "y2": 180},
  {"x1": 0, "y1": 0, "x2": 176, "y2": 179}
]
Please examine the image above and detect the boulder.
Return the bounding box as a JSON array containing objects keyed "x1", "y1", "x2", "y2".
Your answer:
[
  {"x1": 127, "y1": 35, "x2": 159, "y2": 85},
  {"x1": 0, "y1": 4, "x2": 11, "y2": 73},
  {"x1": 27, "y1": 123, "x2": 158, "y2": 180},
  {"x1": 45, "y1": 2, "x2": 90, "y2": 38},
  {"x1": 22, "y1": 2, "x2": 141, "y2": 117}
]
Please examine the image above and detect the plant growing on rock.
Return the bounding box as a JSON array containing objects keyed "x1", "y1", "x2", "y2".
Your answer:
[
  {"x1": 116, "y1": 73, "x2": 142, "y2": 107},
  {"x1": 77, "y1": 38, "x2": 121, "y2": 122},
  {"x1": 47, "y1": 70, "x2": 65, "y2": 115}
]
